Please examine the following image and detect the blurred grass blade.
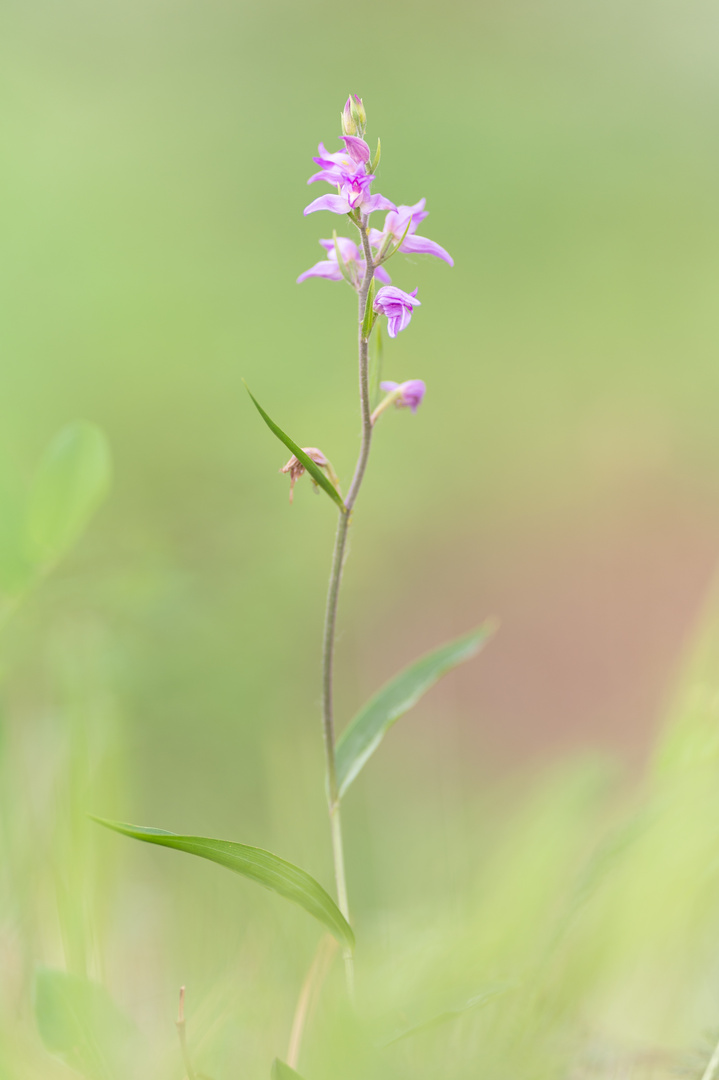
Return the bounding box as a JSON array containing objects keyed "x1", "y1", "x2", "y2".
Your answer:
[
  {"x1": 272, "y1": 1060, "x2": 307, "y2": 1079},
  {"x1": 0, "y1": 459, "x2": 32, "y2": 595},
  {"x1": 244, "y1": 384, "x2": 346, "y2": 513},
  {"x1": 336, "y1": 622, "x2": 495, "y2": 797},
  {"x1": 27, "y1": 422, "x2": 111, "y2": 567},
  {"x1": 384, "y1": 981, "x2": 515, "y2": 1045},
  {"x1": 93, "y1": 818, "x2": 354, "y2": 950},
  {"x1": 34, "y1": 967, "x2": 142, "y2": 1080}
]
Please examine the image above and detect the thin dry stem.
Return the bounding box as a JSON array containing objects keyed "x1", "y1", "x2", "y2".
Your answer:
[
  {"x1": 176, "y1": 986, "x2": 197, "y2": 1080},
  {"x1": 286, "y1": 935, "x2": 338, "y2": 1070}
]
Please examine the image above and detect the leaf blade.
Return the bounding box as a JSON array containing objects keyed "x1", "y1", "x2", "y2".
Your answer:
[
  {"x1": 93, "y1": 818, "x2": 354, "y2": 951},
  {"x1": 34, "y1": 967, "x2": 142, "y2": 1080},
  {"x1": 27, "y1": 422, "x2": 111, "y2": 567},
  {"x1": 384, "y1": 981, "x2": 515, "y2": 1045},
  {"x1": 336, "y1": 622, "x2": 495, "y2": 797},
  {"x1": 244, "y1": 385, "x2": 346, "y2": 513}
]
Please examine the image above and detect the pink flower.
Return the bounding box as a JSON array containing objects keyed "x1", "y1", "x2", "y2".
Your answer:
[
  {"x1": 373, "y1": 285, "x2": 421, "y2": 338},
  {"x1": 369, "y1": 198, "x2": 453, "y2": 266},
  {"x1": 304, "y1": 138, "x2": 395, "y2": 218},
  {"x1": 297, "y1": 237, "x2": 391, "y2": 287},
  {"x1": 380, "y1": 380, "x2": 426, "y2": 413}
]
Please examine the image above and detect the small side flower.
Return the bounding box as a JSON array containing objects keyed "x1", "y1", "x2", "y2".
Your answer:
[
  {"x1": 370, "y1": 199, "x2": 454, "y2": 266},
  {"x1": 371, "y1": 380, "x2": 426, "y2": 424},
  {"x1": 297, "y1": 237, "x2": 391, "y2": 288},
  {"x1": 373, "y1": 286, "x2": 421, "y2": 338}
]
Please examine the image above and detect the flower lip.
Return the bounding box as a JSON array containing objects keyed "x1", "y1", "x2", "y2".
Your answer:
[{"x1": 374, "y1": 285, "x2": 421, "y2": 309}]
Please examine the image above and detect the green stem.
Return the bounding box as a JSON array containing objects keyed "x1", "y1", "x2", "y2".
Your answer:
[
  {"x1": 320, "y1": 214, "x2": 375, "y2": 997},
  {"x1": 701, "y1": 1033, "x2": 719, "y2": 1080}
]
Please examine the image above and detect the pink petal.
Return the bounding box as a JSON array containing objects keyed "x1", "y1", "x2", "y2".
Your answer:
[
  {"x1": 339, "y1": 135, "x2": 371, "y2": 164},
  {"x1": 304, "y1": 194, "x2": 352, "y2": 216},
  {"x1": 296, "y1": 260, "x2": 343, "y2": 283},
  {"x1": 400, "y1": 234, "x2": 454, "y2": 266}
]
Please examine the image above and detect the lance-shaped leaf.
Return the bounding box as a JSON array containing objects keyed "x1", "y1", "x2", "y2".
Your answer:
[
  {"x1": 34, "y1": 967, "x2": 143, "y2": 1080},
  {"x1": 370, "y1": 137, "x2": 381, "y2": 175},
  {"x1": 27, "y1": 422, "x2": 111, "y2": 567},
  {"x1": 336, "y1": 622, "x2": 495, "y2": 798},
  {"x1": 244, "y1": 385, "x2": 346, "y2": 513},
  {"x1": 332, "y1": 230, "x2": 354, "y2": 286},
  {"x1": 383, "y1": 981, "x2": 515, "y2": 1046},
  {"x1": 93, "y1": 818, "x2": 354, "y2": 951},
  {"x1": 361, "y1": 278, "x2": 377, "y2": 339},
  {"x1": 272, "y1": 1060, "x2": 307, "y2": 1080},
  {"x1": 383, "y1": 215, "x2": 413, "y2": 264}
]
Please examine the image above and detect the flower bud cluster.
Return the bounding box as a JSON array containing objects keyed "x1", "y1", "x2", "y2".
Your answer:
[{"x1": 341, "y1": 94, "x2": 366, "y2": 138}]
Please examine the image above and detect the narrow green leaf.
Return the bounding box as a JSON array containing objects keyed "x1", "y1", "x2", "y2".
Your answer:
[
  {"x1": 0, "y1": 459, "x2": 32, "y2": 594},
  {"x1": 336, "y1": 622, "x2": 496, "y2": 797},
  {"x1": 244, "y1": 385, "x2": 346, "y2": 513},
  {"x1": 332, "y1": 230, "x2": 354, "y2": 285},
  {"x1": 391, "y1": 214, "x2": 413, "y2": 258},
  {"x1": 380, "y1": 214, "x2": 413, "y2": 266},
  {"x1": 361, "y1": 278, "x2": 377, "y2": 339},
  {"x1": 272, "y1": 1059, "x2": 307, "y2": 1080},
  {"x1": 93, "y1": 818, "x2": 354, "y2": 951},
  {"x1": 34, "y1": 967, "x2": 142, "y2": 1080},
  {"x1": 370, "y1": 136, "x2": 381, "y2": 174},
  {"x1": 369, "y1": 319, "x2": 384, "y2": 409},
  {"x1": 384, "y1": 981, "x2": 515, "y2": 1045},
  {"x1": 27, "y1": 422, "x2": 111, "y2": 567}
]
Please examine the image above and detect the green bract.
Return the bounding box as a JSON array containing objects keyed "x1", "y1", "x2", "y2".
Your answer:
[{"x1": 93, "y1": 818, "x2": 354, "y2": 950}]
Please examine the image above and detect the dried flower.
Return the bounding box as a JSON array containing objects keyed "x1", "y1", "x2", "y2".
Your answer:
[{"x1": 280, "y1": 448, "x2": 340, "y2": 503}]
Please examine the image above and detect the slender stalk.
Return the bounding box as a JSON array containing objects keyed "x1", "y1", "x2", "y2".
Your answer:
[
  {"x1": 320, "y1": 214, "x2": 376, "y2": 997},
  {"x1": 700, "y1": 1032, "x2": 719, "y2": 1080},
  {"x1": 176, "y1": 986, "x2": 197, "y2": 1080},
  {"x1": 286, "y1": 935, "x2": 337, "y2": 1070}
]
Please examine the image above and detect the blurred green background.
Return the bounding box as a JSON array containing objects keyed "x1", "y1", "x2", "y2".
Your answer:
[{"x1": 3, "y1": 0, "x2": 719, "y2": 1076}]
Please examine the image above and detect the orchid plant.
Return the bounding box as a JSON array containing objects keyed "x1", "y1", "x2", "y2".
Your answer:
[{"x1": 95, "y1": 94, "x2": 493, "y2": 1079}]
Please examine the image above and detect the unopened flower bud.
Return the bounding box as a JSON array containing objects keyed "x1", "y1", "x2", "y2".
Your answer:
[{"x1": 341, "y1": 94, "x2": 366, "y2": 138}]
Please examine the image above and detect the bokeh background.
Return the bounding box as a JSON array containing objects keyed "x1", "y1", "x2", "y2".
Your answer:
[{"x1": 3, "y1": 0, "x2": 719, "y2": 1076}]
